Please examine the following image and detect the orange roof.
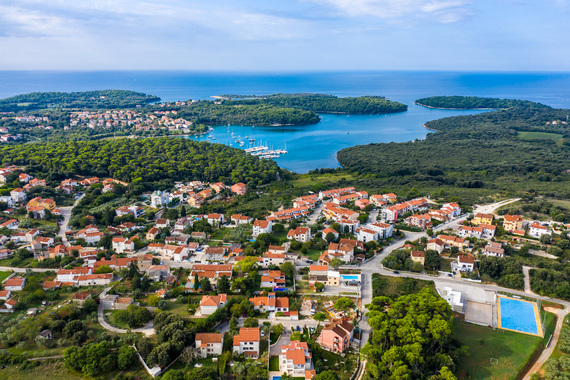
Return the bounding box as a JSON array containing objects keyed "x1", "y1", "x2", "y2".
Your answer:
[
  {"x1": 196, "y1": 333, "x2": 223, "y2": 344},
  {"x1": 233, "y1": 327, "x2": 260, "y2": 345},
  {"x1": 286, "y1": 348, "x2": 306, "y2": 365},
  {"x1": 310, "y1": 265, "x2": 329, "y2": 272}
]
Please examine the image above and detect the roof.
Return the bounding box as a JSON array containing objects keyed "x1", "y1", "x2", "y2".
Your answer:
[
  {"x1": 253, "y1": 219, "x2": 270, "y2": 228},
  {"x1": 286, "y1": 348, "x2": 306, "y2": 365},
  {"x1": 116, "y1": 297, "x2": 133, "y2": 304},
  {"x1": 310, "y1": 265, "x2": 329, "y2": 272},
  {"x1": 4, "y1": 278, "x2": 24, "y2": 287},
  {"x1": 233, "y1": 327, "x2": 260, "y2": 345},
  {"x1": 411, "y1": 250, "x2": 425, "y2": 257},
  {"x1": 196, "y1": 333, "x2": 223, "y2": 344},
  {"x1": 458, "y1": 255, "x2": 475, "y2": 264}
]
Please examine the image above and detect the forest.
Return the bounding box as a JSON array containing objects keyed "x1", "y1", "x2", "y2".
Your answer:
[
  {"x1": 220, "y1": 93, "x2": 408, "y2": 114},
  {"x1": 362, "y1": 288, "x2": 459, "y2": 380},
  {"x1": 336, "y1": 107, "x2": 570, "y2": 202},
  {"x1": 174, "y1": 101, "x2": 320, "y2": 126},
  {"x1": 0, "y1": 138, "x2": 279, "y2": 187},
  {"x1": 0, "y1": 90, "x2": 160, "y2": 111},
  {"x1": 415, "y1": 96, "x2": 551, "y2": 110}
]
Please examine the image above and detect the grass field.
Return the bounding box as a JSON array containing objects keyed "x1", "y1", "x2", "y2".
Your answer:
[
  {"x1": 454, "y1": 318, "x2": 542, "y2": 380},
  {"x1": 518, "y1": 131, "x2": 564, "y2": 143},
  {"x1": 290, "y1": 173, "x2": 358, "y2": 188},
  {"x1": 269, "y1": 355, "x2": 280, "y2": 371},
  {"x1": 547, "y1": 198, "x2": 570, "y2": 211},
  {"x1": 0, "y1": 270, "x2": 12, "y2": 282},
  {"x1": 0, "y1": 359, "x2": 84, "y2": 380},
  {"x1": 371, "y1": 273, "x2": 434, "y2": 299}
]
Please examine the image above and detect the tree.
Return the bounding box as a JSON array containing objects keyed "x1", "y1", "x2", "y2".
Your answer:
[
  {"x1": 194, "y1": 273, "x2": 200, "y2": 291},
  {"x1": 218, "y1": 275, "x2": 230, "y2": 294},
  {"x1": 95, "y1": 265, "x2": 113, "y2": 274},
  {"x1": 315, "y1": 282, "x2": 324, "y2": 292},
  {"x1": 200, "y1": 278, "x2": 212, "y2": 292},
  {"x1": 424, "y1": 250, "x2": 442, "y2": 270},
  {"x1": 426, "y1": 228, "x2": 434, "y2": 236},
  {"x1": 83, "y1": 297, "x2": 98, "y2": 313},
  {"x1": 325, "y1": 232, "x2": 336, "y2": 243},
  {"x1": 334, "y1": 297, "x2": 355, "y2": 312},
  {"x1": 118, "y1": 345, "x2": 136, "y2": 370},
  {"x1": 148, "y1": 294, "x2": 160, "y2": 307},
  {"x1": 540, "y1": 234, "x2": 552, "y2": 244},
  {"x1": 316, "y1": 370, "x2": 339, "y2": 380},
  {"x1": 330, "y1": 258, "x2": 343, "y2": 270},
  {"x1": 180, "y1": 346, "x2": 200, "y2": 365},
  {"x1": 244, "y1": 317, "x2": 259, "y2": 328},
  {"x1": 280, "y1": 262, "x2": 295, "y2": 278},
  {"x1": 313, "y1": 312, "x2": 327, "y2": 324},
  {"x1": 234, "y1": 256, "x2": 259, "y2": 274}
]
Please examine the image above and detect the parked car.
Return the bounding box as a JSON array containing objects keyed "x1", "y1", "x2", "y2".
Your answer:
[{"x1": 393, "y1": 271, "x2": 399, "y2": 274}]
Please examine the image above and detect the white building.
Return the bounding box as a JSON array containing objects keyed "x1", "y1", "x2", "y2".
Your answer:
[
  {"x1": 150, "y1": 191, "x2": 169, "y2": 208},
  {"x1": 112, "y1": 237, "x2": 135, "y2": 254},
  {"x1": 529, "y1": 223, "x2": 551, "y2": 239},
  {"x1": 195, "y1": 333, "x2": 223, "y2": 358},
  {"x1": 233, "y1": 327, "x2": 260, "y2": 358},
  {"x1": 252, "y1": 219, "x2": 272, "y2": 237},
  {"x1": 280, "y1": 341, "x2": 313, "y2": 378},
  {"x1": 355, "y1": 227, "x2": 377, "y2": 243},
  {"x1": 368, "y1": 222, "x2": 394, "y2": 239},
  {"x1": 199, "y1": 294, "x2": 227, "y2": 315}
]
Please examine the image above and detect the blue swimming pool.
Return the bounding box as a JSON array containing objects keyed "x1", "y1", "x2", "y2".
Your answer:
[
  {"x1": 341, "y1": 275, "x2": 360, "y2": 280},
  {"x1": 499, "y1": 297, "x2": 539, "y2": 335},
  {"x1": 272, "y1": 377, "x2": 281, "y2": 380}
]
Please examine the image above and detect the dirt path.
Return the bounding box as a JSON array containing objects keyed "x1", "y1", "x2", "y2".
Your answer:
[{"x1": 523, "y1": 308, "x2": 569, "y2": 380}]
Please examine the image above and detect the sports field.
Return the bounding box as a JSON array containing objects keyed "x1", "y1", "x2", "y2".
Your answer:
[{"x1": 498, "y1": 296, "x2": 542, "y2": 336}]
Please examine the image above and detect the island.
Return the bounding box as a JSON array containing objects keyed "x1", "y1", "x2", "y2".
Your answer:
[
  {"x1": 415, "y1": 95, "x2": 550, "y2": 110},
  {"x1": 219, "y1": 93, "x2": 408, "y2": 114},
  {"x1": 0, "y1": 90, "x2": 161, "y2": 111}
]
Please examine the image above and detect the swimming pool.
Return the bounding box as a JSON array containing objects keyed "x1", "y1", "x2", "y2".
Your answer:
[
  {"x1": 498, "y1": 296, "x2": 541, "y2": 336},
  {"x1": 341, "y1": 275, "x2": 360, "y2": 280}
]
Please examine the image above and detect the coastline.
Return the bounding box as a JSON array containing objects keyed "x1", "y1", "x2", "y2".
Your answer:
[
  {"x1": 422, "y1": 123, "x2": 440, "y2": 132},
  {"x1": 415, "y1": 102, "x2": 501, "y2": 111}
]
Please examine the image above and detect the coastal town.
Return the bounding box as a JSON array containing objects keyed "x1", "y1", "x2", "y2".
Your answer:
[{"x1": 1, "y1": 164, "x2": 569, "y2": 380}]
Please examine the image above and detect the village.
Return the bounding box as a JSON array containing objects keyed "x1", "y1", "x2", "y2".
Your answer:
[{"x1": 0, "y1": 165, "x2": 568, "y2": 379}]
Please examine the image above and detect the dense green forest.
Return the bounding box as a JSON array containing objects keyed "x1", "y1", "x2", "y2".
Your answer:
[
  {"x1": 174, "y1": 100, "x2": 320, "y2": 126},
  {"x1": 0, "y1": 138, "x2": 279, "y2": 187},
  {"x1": 415, "y1": 96, "x2": 551, "y2": 109},
  {"x1": 362, "y1": 288, "x2": 459, "y2": 380},
  {"x1": 0, "y1": 90, "x2": 160, "y2": 111},
  {"x1": 220, "y1": 93, "x2": 408, "y2": 114},
  {"x1": 336, "y1": 107, "x2": 570, "y2": 202}
]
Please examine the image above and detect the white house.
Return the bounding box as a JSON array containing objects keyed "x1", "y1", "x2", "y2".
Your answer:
[
  {"x1": 262, "y1": 251, "x2": 286, "y2": 267},
  {"x1": 454, "y1": 255, "x2": 475, "y2": 272},
  {"x1": 150, "y1": 191, "x2": 169, "y2": 208},
  {"x1": 427, "y1": 238, "x2": 445, "y2": 254},
  {"x1": 281, "y1": 341, "x2": 313, "y2": 378},
  {"x1": 207, "y1": 213, "x2": 225, "y2": 226},
  {"x1": 233, "y1": 327, "x2": 260, "y2": 358},
  {"x1": 56, "y1": 268, "x2": 92, "y2": 282},
  {"x1": 529, "y1": 223, "x2": 551, "y2": 239},
  {"x1": 204, "y1": 247, "x2": 226, "y2": 262},
  {"x1": 368, "y1": 222, "x2": 394, "y2": 239},
  {"x1": 10, "y1": 188, "x2": 26, "y2": 203},
  {"x1": 482, "y1": 242, "x2": 505, "y2": 257},
  {"x1": 252, "y1": 219, "x2": 272, "y2": 237},
  {"x1": 195, "y1": 333, "x2": 223, "y2": 358},
  {"x1": 355, "y1": 227, "x2": 377, "y2": 243},
  {"x1": 112, "y1": 237, "x2": 135, "y2": 254},
  {"x1": 4, "y1": 278, "x2": 26, "y2": 291},
  {"x1": 199, "y1": 294, "x2": 228, "y2": 315},
  {"x1": 287, "y1": 227, "x2": 312, "y2": 243},
  {"x1": 0, "y1": 196, "x2": 15, "y2": 208},
  {"x1": 249, "y1": 292, "x2": 289, "y2": 313},
  {"x1": 76, "y1": 273, "x2": 113, "y2": 286}
]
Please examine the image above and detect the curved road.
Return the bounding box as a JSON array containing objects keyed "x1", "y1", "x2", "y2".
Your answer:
[{"x1": 97, "y1": 287, "x2": 155, "y2": 337}]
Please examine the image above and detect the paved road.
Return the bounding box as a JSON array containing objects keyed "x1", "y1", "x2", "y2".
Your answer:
[
  {"x1": 97, "y1": 286, "x2": 155, "y2": 336},
  {"x1": 58, "y1": 194, "x2": 85, "y2": 247},
  {"x1": 307, "y1": 203, "x2": 325, "y2": 225},
  {"x1": 0, "y1": 266, "x2": 55, "y2": 273},
  {"x1": 522, "y1": 266, "x2": 537, "y2": 295}
]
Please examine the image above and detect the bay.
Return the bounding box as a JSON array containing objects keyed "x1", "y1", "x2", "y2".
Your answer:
[{"x1": 1, "y1": 71, "x2": 569, "y2": 173}]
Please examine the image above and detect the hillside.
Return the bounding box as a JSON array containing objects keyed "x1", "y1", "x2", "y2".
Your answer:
[{"x1": 415, "y1": 96, "x2": 550, "y2": 110}]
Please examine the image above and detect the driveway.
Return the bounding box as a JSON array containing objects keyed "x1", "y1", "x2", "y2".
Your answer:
[
  {"x1": 58, "y1": 194, "x2": 84, "y2": 247},
  {"x1": 270, "y1": 328, "x2": 290, "y2": 356}
]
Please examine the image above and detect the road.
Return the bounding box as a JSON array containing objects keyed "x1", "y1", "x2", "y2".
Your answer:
[
  {"x1": 57, "y1": 194, "x2": 85, "y2": 247},
  {"x1": 307, "y1": 202, "x2": 325, "y2": 225},
  {"x1": 522, "y1": 266, "x2": 537, "y2": 295},
  {"x1": 97, "y1": 286, "x2": 155, "y2": 337}
]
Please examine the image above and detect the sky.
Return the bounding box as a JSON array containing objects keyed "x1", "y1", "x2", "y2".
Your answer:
[{"x1": 1, "y1": 0, "x2": 570, "y2": 71}]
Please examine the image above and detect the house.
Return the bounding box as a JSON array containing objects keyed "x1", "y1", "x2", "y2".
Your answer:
[
  {"x1": 4, "y1": 277, "x2": 26, "y2": 291},
  {"x1": 195, "y1": 333, "x2": 224, "y2": 358},
  {"x1": 262, "y1": 252, "x2": 286, "y2": 267},
  {"x1": 76, "y1": 273, "x2": 113, "y2": 286},
  {"x1": 80, "y1": 177, "x2": 99, "y2": 187},
  {"x1": 355, "y1": 227, "x2": 377, "y2": 243},
  {"x1": 322, "y1": 203, "x2": 359, "y2": 221},
  {"x1": 26, "y1": 197, "x2": 56, "y2": 211},
  {"x1": 0, "y1": 196, "x2": 14, "y2": 208},
  {"x1": 148, "y1": 265, "x2": 171, "y2": 281},
  {"x1": 190, "y1": 231, "x2": 207, "y2": 241},
  {"x1": 36, "y1": 329, "x2": 53, "y2": 341},
  {"x1": 0, "y1": 219, "x2": 19, "y2": 230},
  {"x1": 368, "y1": 222, "x2": 394, "y2": 239},
  {"x1": 410, "y1": 251, "x2": 425, "y2": 265},
  {"x1": 250, "y1": 292, "x2": 289, "y2": 313},
  {"x1": 156, "y1": 218, "x2": 170, "y2": 229},
  {"x1": 382, "y1": 193, "x2": 398, "y2": 202},
  {"x1": 174, "y1": 216, "x2": 193, "y2": 232},
  {"x1": 115, "y1": 205, "x2": 144, "y2": 218},
  {"x1": 211, "y1": 182, "x2": 225, "y2": 193},
  {"x1": 165, "y1": 236, "x2": 188, "y2": 246},
  {"x1": 199, "y1": 294, "x2": 228, "y2": 315},
  {"x1": 455, "y1": 255, "x2": 475, "y2": 272},
  {"x1": 231, "y1": 182, "x2": 247, "y2": 195},
  {"x1": 3, "y1": 298, "x2": 17, "y2": 312},
  {"x1": 326, "y1": 243, "x2": 354, "y2": 263},
  {"x1": 287, "y1": 227, "x2": 311, "y2": 243},
  {"x1": 112, "y1": 237, "x2": 135, "y2": 254},
  {"x1": 427, "y1": 238, "x2": 445, "y2": 254},
  {"x1": 204, "y1": 247, "x2": 227, "y2": 262},
  {"x1": 321, "y1": 228, "x2": 339, "y2": 241},
  {"x1": 10, "y1": 188, "x2": 26, "y2": 203},
  {"x1": 150, "y1": 191, "x2": 169, "y2": 208},
  {"x1": 253, "y1": 219, "x2": 272, "y2": 237},
  {"x1": 317, "y1": 318, "x2": 354, "y2": 353},
  {"x1": 233, "y1": 327, "x2": 260, "y2": 358},
  {"x1": 438, "y1": 235, "x2": 468, "y2": 249},
  {"x1": 0, "y1": 249, "x2": 12, "y2": 260},
  {"x1": 206, "y1": 213, "x2": 224, "y2": 226},
  {"x1": 457, "y1": 225, "x2": 483, "y2": 239},
  {"x1": 231, "y1": 214, "x2": 253, "y2": 225},
  {"x1": 189, "y1": 264, "x2": 233, "y2": 287},
  {"x1": 354, "y1": 198, "x2": 370, "y2": 210},
  {"x1": 473, "y1": 213, "x2": 494, "y2": 226},
  {"x1": 405, "y1": 214, "x2": 433, "y2": 229},
  {"x1": 260, "y1": 270, "x2": 286, "y2": 288},
  {"x1": 370, "y1": 194, "x2": 388, "y2": 207},
  {"x1": 480, "y1": 224, "x2": 497, "y2": 239},
  {"x1": 146, "y1": 227, "x2": 160, "y2": 240},
  {"x1": 72, "y1": 292, "x2": 92, "y2": 304},
  {"x1": 503, "y1": 214, "x2": 524, "y2": 232},
  {"x1": 114, "y1": 297, "x2": 134, "y2": 310},
  {"x1": 0, "y1": 290, "x2": 11, "y2": 300},
  {"x1": 187, "y1": 193, "x2": 204, "y2": 207},
  {"x1": 56, "y1": 268, "x2": 92, "y2": 282},
  {"x1": 280, "y1": 341, "x2": 313, "y2": 378},
  {"x1": 529, "y1": 223, "x2": 551, "y2": 238},
  {"x1": 482, "y1": 242, "x2": 505, "y2": 257},
  {"x1": 309, "y1": 265, "x2": 340, "y2": 287}
]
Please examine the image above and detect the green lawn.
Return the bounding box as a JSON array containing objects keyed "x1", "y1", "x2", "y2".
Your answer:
[
  {"x1": 518, "y1": 131, "x2": 563, "y2": 143},
  {"x1": 105, "y1": 310, "x2": 129, "y2": 329},
  {"x1": 269, "y1": 355, "x2": 280, "y2": 371},
  {"x1": 0, "y1": 270, "x2": 12, "y2": 282},
  {"x1": 304, "y1": 249, "x2": 323, "y2": 262},
  {"x1": 454, "y1": 318, "x2": 542, "y2": 380},
  {"x1": 546, "y1": 198, "x2": 570, "y2": 211},
  {"x1": 0, "y1": 359, "x2": 84, "y2": 380}
]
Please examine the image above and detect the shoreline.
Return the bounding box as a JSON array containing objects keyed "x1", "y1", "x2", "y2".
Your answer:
[
  {"x1": 415, "y1": 102, "x2": 501, "y2": 111},
  {"x1": 422, "y1": 123, "x2": 440, "y2": 132}
]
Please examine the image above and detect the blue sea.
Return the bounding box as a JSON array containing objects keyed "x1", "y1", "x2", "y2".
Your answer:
[{"x1": 1, "y1": 71, "x2": 570, "y2": 173}]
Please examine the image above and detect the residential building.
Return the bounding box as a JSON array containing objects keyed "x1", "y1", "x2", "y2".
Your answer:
[
  {"x1": 249, "y1": 292, "x2": 289, "y2": 313},
  {"x1": 503, "y1": 214, "x2": 524, "y2": 232},
  {"x1": 317, "y1": 318, "x2": 354, "y2": 353},
  {"x1": 262, "y1": 251, "x2": 286, "y2": 267},
  {"x1": 410, "y1": 251, "x2": 425, "y2": 265},
  {"x1": 112, "y1": 237, "x2": 135, "y2": 254},
  {"x1": 529, "y1": 223, "x2": 551, "y2": 238},
  {"x1": 195, "y1": 333, "x2": 224, "y2": 358},
  {"x1": 10, "y1": 188, "x2": 26, "y2": 203},
  {"x1": 355, "y1": 227, "x2": 377, "y2": 243},
  {"x1": 455, "y1": 255, "x2": 475, "y2": 272},
  {"x1": 199, "y1": 294, "x2": 228, "y2": 315},
  {"x1": 148, "y1": 265, "x2": 171, "y2": 281},
  {"x1": 480, "y1": 224, "x2": 497, "y2": 239},
  {"x1": 233, "y1": 327, "x2": 260, "y2": 358},
  {"x1": 260, "y1": 270, "x2": 286, "y2": 288},
  {"x1": 405, "y1": 214, "x2": 433, "y2": 229},
  {"x1": 473, "y1": 213, "x2": 494, "y2": 226},
  {"x1": 280, "y1": 341, "x2": 313, "y2": 378},
  {"x1": 207, "y1": 213, "x2": 224, "y2": 226},
  {"x1": 150, "y1": 191, "x2": 169, "y2": 208},
  {"x1": 287, "y1": 227, "x2": 312, "y2": 243},
  {"x1": 189, "y1": 264, "x2": 233, "y2": 287},
  {"x1": 321, "y1": 227, "x2": 339, "y2": 241},
  {"x1": 231, "y1": 182, "x2": 247, "y2": 195},
  {"x1": 457, "y1": 225, "x2": 483, "y2": 239},
  {"x1": 368, "y1": 222, "x2": 394, "y2": 239},
  {"x1": 231, "y1": 214, "x2": 252, "y2": 225},
  {"x1": 427, "y1": 238, "x2": 445, "y2": 254},
  {"x1": 204, "y1": 247, "x2": 227, "y2": 262},
  {"x1": 4, "y1": 277, "x2": 26, "y2": 291},
  {"x1": 253, "y1": 219, "x2": 272, "y2": 237},
  {"x1": 115, "y1": 205, "x2": 144, "y2": 218},
  {"x1": 308, "y1": 265, "x2": 340, "y2": 287},
  {"x1": 482, "y1": 242, "x2": 505, "y2": 257},
  {"x1": 326, "y1": 242, "x2": 354, "y2": 262}
]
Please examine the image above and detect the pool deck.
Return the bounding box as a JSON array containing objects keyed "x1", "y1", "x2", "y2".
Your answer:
[{"x1": 497, "y1": 295, "x2": 543, "y2": 337}]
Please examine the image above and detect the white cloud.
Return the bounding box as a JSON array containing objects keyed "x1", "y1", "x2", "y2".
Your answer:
[{"x1": 305, "y1": 0, "x2": 473, "y2": 22}]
